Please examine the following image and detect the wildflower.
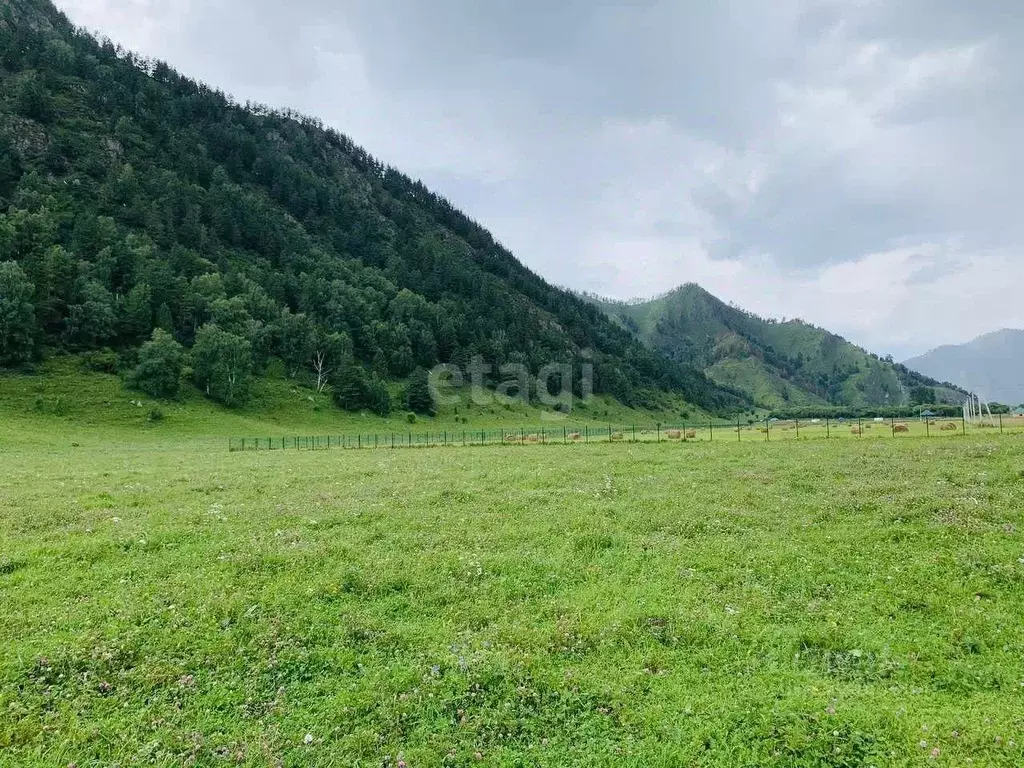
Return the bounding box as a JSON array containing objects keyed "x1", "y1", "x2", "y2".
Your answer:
[
  {"x1": 930, "y1": 747, "x2": 940, "y2": 759},
  {"x1": 303, "y1": 734, "x2": 313, "y2": 745}
]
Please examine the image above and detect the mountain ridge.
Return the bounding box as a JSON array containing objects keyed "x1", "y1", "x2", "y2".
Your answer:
[
  {"x1": 586, "y1": 283, "x2": 968, "y2": 410},
  {"x1": 904, "y1": 329, "x2": 1024, "y2": 405}
]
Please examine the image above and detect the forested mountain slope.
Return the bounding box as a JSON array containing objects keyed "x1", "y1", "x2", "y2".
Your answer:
[
  {"x1": 589, "y1": 284, "x2": 966, "y2": 410},
  {"x1": 0, "y1": 0, "x2": 747, "y2": 413}
]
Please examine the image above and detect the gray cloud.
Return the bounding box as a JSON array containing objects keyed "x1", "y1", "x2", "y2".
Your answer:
[{"x1": 59, "y1": 0, "x2": 1024, "y2": 359}]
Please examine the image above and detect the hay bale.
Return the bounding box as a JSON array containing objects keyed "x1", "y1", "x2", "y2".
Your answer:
[
  {"x1": 851, "y1": 426, "x2": 862, "y2": 435},
  {"x1": 568, "y1": 432, "x2": 581, "y2": 441},
  {"x1": 525, "y1": 433, "x2": 540, "y2": 443},
  {"x1": 685, "y1": 429, "x2": 697, "y2": 439},
  {"x1": 665, "y1": 429, "x2": 682, "y2": 440},
  {"x1": 940, "y1": 422, "x2": 958, "y2": 431},
  {"x1": 893, "y1": 423, "x2": 909, "y2": 433},
  {"x1": 610, "y1": 432, "x2": 624, "y2": 441}
]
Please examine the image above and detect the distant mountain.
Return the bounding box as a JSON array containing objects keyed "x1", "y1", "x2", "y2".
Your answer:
[
  {"x1": 0, "y1": 0, "x2": 746, "y2": 414},
  {"x1": 587, "y1": 284, "x2": 967, "y2": 410},
  {"x1": 904, "y1": 330, "x2": 1024, "y2": 406}
]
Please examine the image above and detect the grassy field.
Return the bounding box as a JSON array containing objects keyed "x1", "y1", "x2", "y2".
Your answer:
[{"x1": 2, "y1": 369, "x2": 1024, "y2": 766}]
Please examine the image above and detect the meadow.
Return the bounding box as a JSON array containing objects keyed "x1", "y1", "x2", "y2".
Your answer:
[{"x1": 2, "y1": 368, "x2": 1024, "y2": 766}]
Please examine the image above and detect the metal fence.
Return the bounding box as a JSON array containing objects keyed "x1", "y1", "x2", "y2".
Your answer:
[{"x1": 228, "y1": 415, "x2": 1024, "y2": 452}]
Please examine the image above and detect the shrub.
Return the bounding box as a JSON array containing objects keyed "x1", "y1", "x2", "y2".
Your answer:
[
  {"x1": 80, "y1": 349, "x2": 120, "y2": 374},
  {"x1": 128, "y1": 330, "x2": 185, "y2": 398},
  {"x1": 332, "y1": 365, "x2": 390, "y2": 415},
  {"x1": 405, "y1": 367, "x2": 435, "y2": 415},
  {"x1": 147, "y1": 407, "x2": 164, "y2": 422}
]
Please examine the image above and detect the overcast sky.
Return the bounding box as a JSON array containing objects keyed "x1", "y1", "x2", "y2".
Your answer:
[{"x1": 58, "y1": 0, "x2": 1023, "y2": 359}]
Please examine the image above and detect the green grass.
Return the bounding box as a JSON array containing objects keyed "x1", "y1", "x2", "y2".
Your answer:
[
  {"x1": 0, "y1": 359, "x2": 702, "y2": 447},
  {"x1": 2, "y1": 368, "x2": 1024, "y2": 766}
]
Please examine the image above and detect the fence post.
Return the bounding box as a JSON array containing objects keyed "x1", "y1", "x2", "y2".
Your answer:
[
  {"x1": 858, "y1": 418, "x2": 863, "y2": 437},
  {"x1": 656, "y1": 424, "x2": 660, "y2": 443},
  {"x1": 795, "y1": 419, "x2": 799, "y2": 438},
  {"x1": 564, "y1": 426, "x2": 567, "y2": 444},
  {"x1": 826, "y1": 417, "x2": 830, "y2": 439},
  {"x1": 891, "y1": 416, "x2": 895, "y2": 437},
  {"x1": 926, "y1": 418, "x2": 930, "y2": 438},
  {"x1": 962, "y1": 414, "x2": 966, "y2": 436},
  {"x1": 586, "y1": 425, "x2": 589, "y2": 443},
  {"x1": 765, "y1": 418, "x2": 769, "y2": 442},
  {"x1": 737, "y1": 417, "x2": 741, "y2": 442},
  {"x1": 999, "y1": 413, "x2": 1003, "y2": 435}
]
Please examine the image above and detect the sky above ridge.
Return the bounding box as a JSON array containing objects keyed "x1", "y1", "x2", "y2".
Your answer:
[{"x1": 59, "y1": 0, "x2": 1024, "y2": 359}]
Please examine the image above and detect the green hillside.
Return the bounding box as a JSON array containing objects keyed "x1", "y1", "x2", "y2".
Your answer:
[
  {"x1": 589, "y1": 284, "x2": 966, "y2": 411},
  {"x1": 0, "y1": 0, "x2": 746, "y2": 415}
]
